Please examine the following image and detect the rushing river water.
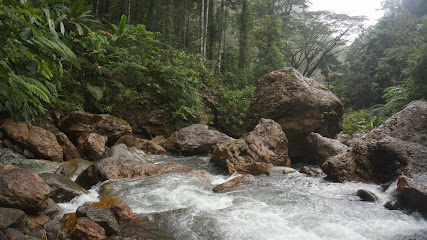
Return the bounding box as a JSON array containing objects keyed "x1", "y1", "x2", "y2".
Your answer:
[{"x1": 1, "y1": 147, "x2": 427, "y2": 240}]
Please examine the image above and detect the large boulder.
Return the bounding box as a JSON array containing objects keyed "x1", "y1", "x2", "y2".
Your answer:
[
  {"x1": 39, "y1": 173, "x2": 88, "y2": 203},
  {"x1": 76, "y1": 144, "x2": 210, "y2": 189},
  {"x1": 322, "y1": 101, "x2": 427, "y2": 183},
  {"x1": 76, "y1": 206, "x2": 120, "y2": 236},
  {"x1": 1, "y1": 119, "x2": 63, "y2": 162},
  {"x1": 89, "y1": 198, "x2": 136, "y2": 226},
  {"x1": 58, "y1": 111, "x2": 132, "y2": 145},
  {"x1": 71, "y1": 217, "x2": 106, "y2": 240},
  {"x1": 167, "y1": 124, "x2": 234, "y2": 155},
  {"x1": 247, "y1": 68, "x2": 343, "y2": 160},
  {"x1": 0, "y1": 164, "x2": 50, "y2": 214},
  {"x1": 77, "y1": 133, "x2": 108, "y2": 160},
  {"x1": 211, "y1": 118, "x2": 290, "y2": 175}
]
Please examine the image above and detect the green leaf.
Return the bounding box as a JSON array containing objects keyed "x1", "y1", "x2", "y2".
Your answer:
[
  {"x1": 0, "y1": 63, "x2": 9, "y2": 81},
  {"x1": 20, "y1": 27, "x2": 33, "y2": 41},
  {"x1": 70, "y1": 0, "x2": 84, "y2": 18},
  {"x1": 86, "y1": 83, "x2": 103, "y2": 101},
  {"x1": 60, "y1": 22, "x2": 65, "y2": 35},
  {"x1": 75, "y1": 23, "x2": 84, "y2": 36},
  {"x1": 118, "y1": 15, "x2": 127, "y2": 36},
  {"x1": 0, "y1": 49, "x2": 3, "y2": 60}
]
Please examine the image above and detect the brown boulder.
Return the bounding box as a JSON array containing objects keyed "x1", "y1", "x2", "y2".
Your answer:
[
  {"x1": 115, "y1": 135, "x2": 166, "y2": 154},
  {"x1": 213, "y1": 174, "x2": 255, "y2": 193},
  {"x1": 247, "y1": 68, "x2": 343, "y2": 161},
  {"x1": 77, "y1": 133, "x2": 108, "y2": 160},
  {"x1": 398, "y1": 175, "x2": 427, "y2": 213},
  {"x1": 211, "y1": 118, "x2": 290, "y2": 175},
  {"x1": 167, "y1": 124, "x2": 234, "y2": 155},
  {"x1": 115, "y1": 217, "x2": 173, "y2": 239},
  {"x1": 1, "y1": 119, "x2": 63, "y2": 162},
  {"x1": 321, "y1": 102, "x2": 427, "y2": 183},
  {"x1": 58, "y1": 111, "x2": 132, "y2": 145},
  {"x1": 0, "y1": 164, "x2": 50, "y2": 214},
  {"x1": 56, "y1": 132, "x2": 81, "y2": 161},
  {"x1": 39, "y1": 173, "x2": 88, "y2": 203},
  {"x1": 76, "y1": 144, "x2": 210, "y2": 189},
  {"x1": 71, "y1": 217, "x2": 106, "y2": 240},
  {"x1": 0, "y1": 207, "x2": 25, "y2": 228}
]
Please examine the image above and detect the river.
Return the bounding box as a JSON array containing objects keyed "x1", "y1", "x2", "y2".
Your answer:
[{"x1": 1, "y1": 147, "x2": 426, "y2": 240}]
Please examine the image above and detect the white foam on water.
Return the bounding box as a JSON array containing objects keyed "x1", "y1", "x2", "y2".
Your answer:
[{"x1": 57, "y1": 183, "x2": 101, "y2": 214}]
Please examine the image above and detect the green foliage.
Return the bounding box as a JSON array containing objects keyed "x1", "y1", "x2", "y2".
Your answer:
[
  {"x1": 217, "y1": 86, "x2": 254, "y2": 134},
  {"x1": 343, "y1": 109, "x2": 383, "y2": 135},
  {"x1": 0, "y1": 0, "x2": 77, "y2": 122}
]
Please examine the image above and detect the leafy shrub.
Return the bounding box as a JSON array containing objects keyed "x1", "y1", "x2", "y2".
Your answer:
[{"x1": 342, "y1": 109, "x2": 383, "y2": 135}]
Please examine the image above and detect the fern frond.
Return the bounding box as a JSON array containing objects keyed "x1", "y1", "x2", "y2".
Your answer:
[{"x1": 85, "y1": 83, "x2": 103, "y2": 101}]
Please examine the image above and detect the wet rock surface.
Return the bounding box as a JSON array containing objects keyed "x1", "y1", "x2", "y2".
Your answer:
[
  {"x1": 213, "y1": 174, "x2": 256, "y2": 193},
  {"x1": 55, "y1": 159, "x2": 93, "y2": 179},
  {"x1": 0, "y1": 164, "x2": 50, "y2": 214},
  {"x1": 77, "y1": 132, "x2": 108, "y2": 161},
  {"x1": 321, "y1": 102, "x2": 427, "y2": 183},
  {"x1": 1, "y1": 119, "x2": 63, "y2": 162},
  {"x1": 211, "y1": 119, "x2": 290, "y2": 175},
  {"x1": 0, "y1": 208, "x2": 25, "y2": 228},
  {"x1": 247, "y1": 67, "x2": 344, "y2": 160},
  {"x1": 115, "y1": 135, "x2": 166, "y2": 154},
  {"x1": 39, "y1": 173, "x2": 88, "y2": 203}
]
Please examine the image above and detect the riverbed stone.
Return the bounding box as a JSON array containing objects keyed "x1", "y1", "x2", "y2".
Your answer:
[
  {"x1": 56, "y1": 132, "x2": 81, "y2": 161},
  {"x1": 299, "y1": 166, "x2": 320, "y2": 177},
  {"x1": 211, "y1": 118, "x2": 290, "y2": 175},
  {"x1": 76, "y1": 206, "x2": 119, "y2": 236},
  {"x1": 307, "y1": 132, "x2": 350, "y2": 165},
  {"x1": 58, "y1": 111, "x2": 132, "y2": 146},
  {"x1": 77, "y1": 133, "x2": 108, "y2": 160},
  {"x1": 115, "y1": 135, "x2": 166, "y2": 154},
  {"x1": 0, "y1": 164, "x2": 50, "y2": 214},
  {"x1": 167, "y1": 124, "x2": 234, "y2": 155},
  {"x1": 397, "y1": 175, "x2": 427, "y2": 213},
  {"x1": 261, "y1": 166, "x2": 297, "y2": 176},
  {"x1": 247, "y1": 67, "x2": 344, "y2": 161},
  {"x1": 76, "y1": 145, "x2": 210, "y2": 189},
  {"x1": 39, "y1": 173, "x2": 88, "y2": 203},
  {"x1": 55, "y1": 159, "x2": 93, "y2": 180},
  {"x1": 321, "y1": 101, "x2": 427, "y2": 183},
  {"x1": 89, "y1": 198, "x2": 136, "y2": 226},
  {"x1": 71, "y1": 217, "x2": 106, "y2": 240},
  {"x1": 0, "y1": 207, "x2": 25, "y2": 228},
  {"x1": 357, "y1": 189, "x2": 379, "y2": 202},
  {"x1": 1, "y1": 119, "x2": 63, "y2": 162}
]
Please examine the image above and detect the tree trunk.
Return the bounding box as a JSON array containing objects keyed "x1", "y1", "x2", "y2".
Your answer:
[
  {"x1": 200, "y1": 0, "x2": 205, "y2": 55},
  {"x1": 104, "y1": 0, "x2": 111, "y2": 21},
  {"x1": 238, "y1": 0, "x2": 249, "y2": 70},
  {"x1": 128, "y1": 0, "x2": 131, "y2": 23},
  {"x1": 203, "y1": 0, "x2": 209, "y2": 58},
  {"x1": 146, "y1": 0, "x2": 155, "y2": 31},
  {"x1": 217, "y1": 0, "x2": 225, "y2": 74},
  {"x1": 121, "y1": 0, "x2": 128, "y2": 20},
  {"x1": 209, "y1": 0, "x2": 217, "y2": 70}
]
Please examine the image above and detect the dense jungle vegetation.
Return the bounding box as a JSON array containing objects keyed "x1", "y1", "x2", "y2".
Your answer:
[{"x1": 0, "y1": 0, "x2": 426, "y2": 135}]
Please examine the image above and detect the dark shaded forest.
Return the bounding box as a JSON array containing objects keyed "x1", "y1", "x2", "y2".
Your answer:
[{"x1": 0, "y1": 0, "x2": 426, "y2": 135}]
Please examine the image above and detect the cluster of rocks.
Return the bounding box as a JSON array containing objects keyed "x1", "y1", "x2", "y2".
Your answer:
[{"x1": 0, "y1": 67, "x2": 426, "y2": 239}]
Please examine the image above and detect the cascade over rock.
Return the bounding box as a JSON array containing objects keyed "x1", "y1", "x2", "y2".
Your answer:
[
  {"x1": 211, "y1": 118, "x2": 290, "y2": 175},
  {"x1": 247, "y1": 67, "x2": 344, "y2": 160},
  {"x1": 321, "y1": 101, "x2": 427, "y2": 183}
]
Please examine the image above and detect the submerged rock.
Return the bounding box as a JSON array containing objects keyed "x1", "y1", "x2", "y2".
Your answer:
[
  {"x1": 247, "y1": 67, "x2": 344, "y2": 160},
  {"x1": 261, "y1": 166, "x2": 297, "y2": 176},
  {"x1": 0, "y1": 164, "x2": 50, "y2": 214},
  {"x1": 211, "y1": 119, "x2": 290, "y2": 175},
  {"x1": 167, "y1": 124, "x2": 234, "y2": 155},
  {"x1": 213, "y1": 174, "x2": 256, "y2": 193},
  {"x1": 321, "y1": 101, "x2": 427, "y2": 183},
  {"x1": 357, "y1": 189, "x2": 379, "y2": 202},
  {"x1": 1, "y1": 119, "x2": 63, "y2": 162}
]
